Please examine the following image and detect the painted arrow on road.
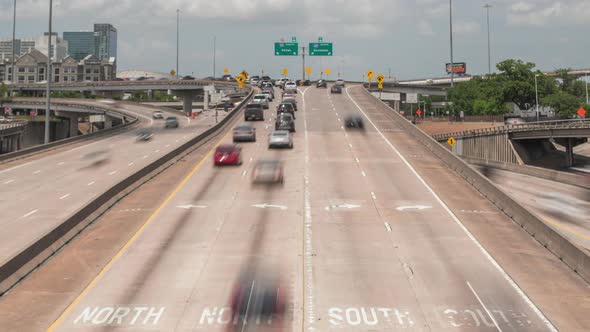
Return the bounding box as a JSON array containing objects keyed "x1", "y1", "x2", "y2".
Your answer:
[
  {"x1": 396, "y1": 205, "x2": 432, "y2": 212},
  {"x1": 177, "y1": 204, "x2": 208, "y2": 209},
  {"x1": 325, "y1": 204, "x2": 362, "y2": 211},
  {"x1": 252, "y1": 204, "x2": 288, "y2": 210}
]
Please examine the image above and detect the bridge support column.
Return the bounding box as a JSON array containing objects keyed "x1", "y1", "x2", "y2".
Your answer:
[
  {"x1": 171, "y1": 90, "x2": 198, "y2": 116},
  {"x1": 203, "y1": 91, "x2": 209, "y2": 110},
  {"x1": 565, "y1": 138, "x2": 575, "y2": 168},
  {"x1": 104, "y1": 116, "x2": 114, "y2": 129},
  {"x1": 55, "y1": 111, "x2": 81, "y2": 137}
]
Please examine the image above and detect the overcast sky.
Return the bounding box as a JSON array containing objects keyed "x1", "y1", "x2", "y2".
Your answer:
[{"x1": 1, "y1": 0, "x2": 589, "y2": 80}]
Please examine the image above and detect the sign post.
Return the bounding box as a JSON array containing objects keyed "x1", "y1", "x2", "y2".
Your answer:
[{"x1": 578, "y1": 107, "x2": 586, "y2": 118}]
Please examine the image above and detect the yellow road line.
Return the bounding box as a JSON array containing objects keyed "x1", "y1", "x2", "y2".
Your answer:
[
  {"x1": 543, "y1": 218, "x2": 590, "y2": 242},
  {"x1": 47, "y1": 129, "x2": 232, "y2": 332}
]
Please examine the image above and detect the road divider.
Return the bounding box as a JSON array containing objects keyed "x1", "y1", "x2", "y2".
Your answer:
[{"x1": 0, "y1": 88, "x2": 254, "y2": 296}]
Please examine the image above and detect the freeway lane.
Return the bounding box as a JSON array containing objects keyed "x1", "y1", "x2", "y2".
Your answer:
[
  {"x1": 0, "y1": 101, "x2": 228, "y2": 273},
  {"x1": 23, "y1": 85, "x2": 589, "y2": 331}
]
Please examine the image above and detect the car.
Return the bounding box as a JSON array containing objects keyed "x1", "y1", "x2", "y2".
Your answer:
[
  {"x1": 284, "y1": 81, "x2": 297, "y2": 90},
  {"x1": 152, "y1": 111, "x2": 164, "y2": 119},
  {"x1": 252, "y1": 160, "x2": 284, "y2": 184},
  {"x1": 214, "y1": 144, "x2": 242, "y2": 166},
  {"x1": 316, "y1": 80, "x2": 327, "y2": 88},
  {"x1": 263, "y1": 82, "x2": 274, "y2": 90},
  {"x1": 275, "y1": 78, "x2": 286, "y2": 87},
  {"x1": 268, "y1": 130, "x2": 293, "y2": 149},
  {"x1": 261, "y1": 75, "x2": 271, "y2": 82},
  {"x1": 344, "y1": 115, "x2": 364, "y2": 129},
  {"x1": 233, "y1": 125, "x2": 256, "y2": 142},
  {"x1": 252, "y1": 94, "x2": 270, "y2": 109},
  {"x1": 221, "y1": 74, "x2": 233, "y2": 81},
  {"x1": 331, "y1": 85, "x2": 342, "y2": 94},
  {"x1": 275, "y1": 113, "x2": 295, "y2": 132},
  {"x1": 335, "y1": 79, "x2": 345, "y2": 87},
  {"x1": 262, "y1": 87, "x2": 275, "y2": 98},
  {"x1": 277, "y1": 103, "x2": 296, "y2": 119},
  {"x1": 260, "y1": 90, "x2": 273, "y2": 102},
  {"x1": 165, "y1": 116, "x2": 179, "y2": 128},
  {"x1": 245, "y1": 103, "x2": 264, "y2": 121},
  {"x1": 296, "y1": 79, "x2": 311, "y2": 86},
  {"x1": 182, "y1": 75, "x2": 195, "y2": 80},
  {"x1": 135, "y1": 129, "x2": 153, "y2": 142},
  {"x1": 282, "y1": 97, "x2": 298, "y2": 112},
  {"x1": 249, "y1": 77, "x2": 260, "y2": 85}
]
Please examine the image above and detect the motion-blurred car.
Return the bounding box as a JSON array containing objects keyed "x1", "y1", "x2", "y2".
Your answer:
[
  {"x1": 252, "y1": 94, "x2": 270, "y2": 109},
  {"x1": 252, "y1": 160, "x2": 284, "y2": 184},
  {"x1": 152, "y1": 111, "x2": 164, "y2": 119},
  {"x1": 165, "y1": 116, "x2": 179, "y2": 128},
  {"x1": 233, "y1": 125, "x2": 256, "y2": 142},
  {"x1": 282, "y1": 97, "x2": 298, "y2": 112},
  {"x1": 277, "y1": 103, "x2": 296, "y2": 119},
  {"x1": 245, "y1": 103, "x2": 264, "y2": 121},
  {"x1": 275, "y1": 113, "x2": 295, "y2": 132},
  {"x1": 331, "y1": 85, "x2": 342, "y2": 94},
  {"x1": 214, "y1": 144, "x2": 242, "y2": 166},
  {"x1": 335, "y1": 79, "x2": 346, "y2": 87},
  {"x1": 135, "y1": 129, "x2": 153, "y2": 142},
  {"x1": 268, "y1": 130, "x2": 293, "y2": 149},
  {"x1": 344, "y1": 115, "x2": 364, "y2": 129},
  {"x1": 316, "y1": 80, "x2": 327, "y2": 88}
]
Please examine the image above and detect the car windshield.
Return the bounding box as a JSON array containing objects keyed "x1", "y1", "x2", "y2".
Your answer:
[
  {"x1": 216, "y1": 145, "x2": 237, "y2": 152},
  {"x1": 254, "y1": 95, "x2": 265, "y2": 99},
  {"x1": 235, "y1": 126, "x2": 252, "y2": 131}
]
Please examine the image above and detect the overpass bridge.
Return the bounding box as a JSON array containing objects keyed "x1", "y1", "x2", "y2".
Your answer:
[{"x1": 433, "y1": 119, "x2": 590, "y2": 167}]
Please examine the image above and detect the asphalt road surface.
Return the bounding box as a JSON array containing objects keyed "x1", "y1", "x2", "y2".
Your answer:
[
  {"x1": 39, "y1": 85, "x2": 582, "y2": 332},
  {"x1": 0, "y1": 102, "x2": 227, "y2": 270}
]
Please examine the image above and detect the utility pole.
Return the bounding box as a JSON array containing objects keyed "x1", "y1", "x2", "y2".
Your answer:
[
  {"x1": 388, "y1": 68, "x2": 391, "y2": 80},
  {"x1": 212, "y1": 35, "x2": 216, "y2": 79},
  {"x1": 11, "y1": 0, "x2": 16, "y2": 87},
  {"x1": 484, "y1": 4, "x2": 492, "y2": 75},
  {"x1": 449, "y1": 0, "x2": 455, "y2": 88},
  {"x1": 301, "y1": 46, "x2": 306, "y2": 82},
  {"x1": 535, "y1": 74, "x2": 540, "y2": 122},
  {"x1": 45, "y1": 0, "x2": 53, "y2": 144},
  {"x1": 586, "y1": 71, "x2": 589, "y2": 105},
  {"x1": 176, "y1": 9, "x2": 179, "y2": 79}
]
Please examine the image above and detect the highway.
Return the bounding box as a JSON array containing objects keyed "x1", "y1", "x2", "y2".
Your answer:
[
  {"x1": 482, "y1": 168, "x2": 590, "y2": 250},
  {"x1": 16, "y1": 85, "x2": 586, "y2": 332},
  {"x1": 0, "y1": 101, "x2": 228, "y2": 272}
]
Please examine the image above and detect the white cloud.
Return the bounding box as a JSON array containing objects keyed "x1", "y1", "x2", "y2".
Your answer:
[
  {"x1": 454, "y1": 21, "x2": 480, "y2": 34},
  {"x1": 505, "y1": 0, "x2": 590, "y2": 26}
]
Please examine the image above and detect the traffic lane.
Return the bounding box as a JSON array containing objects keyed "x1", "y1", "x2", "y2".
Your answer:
[
  {"x1": 482, "y1": 167, "x2": 590, "y2": 250},
  {"x1": 0, "y1": 111, "x2": 228, "y2": 264},
  {"x1": 51, "y1": 99, "x2": 302, "y2": 331},
  {"x1": 305, "y1": 86, "x2": 554, "y2": 331}
]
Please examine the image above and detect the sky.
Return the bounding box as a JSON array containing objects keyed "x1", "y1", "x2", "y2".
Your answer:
[{"x1": 0, "y1": 0, "x2": 589, "y2": 80}]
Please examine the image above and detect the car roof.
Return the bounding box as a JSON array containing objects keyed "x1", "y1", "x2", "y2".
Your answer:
[
  {"x1": 216, "y1": 144, "x2": 239, "y2": 151},
  {"x1": 272, "y1": 130, "x2": 290, "y2": 135},
  {"x1": 234, "y1": 125, "x2": 253, "y2": 130}
]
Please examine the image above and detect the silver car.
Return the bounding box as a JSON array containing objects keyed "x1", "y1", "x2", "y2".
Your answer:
[
  {"x1": 252, "y1": 160, "x2": 284, "y2": 184},
  {"x1": 252, "y1": 94, "x2": 270, "y2": 109},
  {"x1": 268, "y1": 130, "x2": 293, "y2": 149},
  {"x1": 233, "y1": 125, "x2": 257, "y2": 142}
]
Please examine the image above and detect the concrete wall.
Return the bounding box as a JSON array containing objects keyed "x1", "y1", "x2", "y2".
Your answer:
[{"x1": 453, "y1": 134, "x2": 521, "y2": 164}]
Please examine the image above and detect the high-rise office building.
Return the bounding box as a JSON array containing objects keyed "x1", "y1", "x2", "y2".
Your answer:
[
  {"x1": 63, "y1": 31, "x2": 96, "y2": 60},
  {"x1": 94, "y1": 24, "x2": 117, "y2": 60},
  {"x1": 0, "y1": 39, "x2": 35, "y2": 60}
]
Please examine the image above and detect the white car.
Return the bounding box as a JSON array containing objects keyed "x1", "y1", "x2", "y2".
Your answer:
[
  {"x1": 335, "y1": 79, "x2": 345, "y2": 87},
  {"x1": 252, "y1": 94, "x2": 270, "y2": 109},
  {"x1": 268, "y1": 130, "x2": 293, "y2": 149},
  {"x1": 284, "y1": 81, "x2": 297, "y2": 90}
]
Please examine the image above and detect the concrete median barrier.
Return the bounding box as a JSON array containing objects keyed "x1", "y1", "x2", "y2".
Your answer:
[
  {"x1": 360, "y1": 87, "x2": 590, "y2": 284},
  {"x1": 0, "y1": 88, "x2": 254, "y2": 296}
]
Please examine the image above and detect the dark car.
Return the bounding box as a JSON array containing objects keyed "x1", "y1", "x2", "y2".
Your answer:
[
  {"x1": 165, "y1": 116, "x2": 179, "y2": 128},
  {"x1": 316, "y1": 80, "x2": 327, "y2": 88},
  {"x1": 331, "y1": 85, "x2": 342, "y2": 94},
  {"x1": 277, "y1": 103, "x2": 296, "y2": 119},
  {"x1": 344, "y1": 115, "x2": 364, "y2": 129},
  {"x1": 182, "y1": 76, "x2": 195, "y2": 80},
  {"x1": 222, "y1": 74, "x2": 233, "y2": 81},
  {"x1": 135, "y1": 129, "x2": 153, "y2": 142},
  {"x1": 282, "y1": 97, "x2": 298, "y2": 112},
  {"x1": 245, "y1": 103, "x2": 264, "y2": 121},
  {"x1": 214, "y1": 144, "x2": 242, "y2": 166},
  {"x1": 275, "y1": 113, "x2": 295, "y2": 132}
]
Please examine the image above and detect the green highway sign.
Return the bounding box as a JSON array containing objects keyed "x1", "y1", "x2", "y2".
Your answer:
[
  {"x1": 309, "y1": 42, "x2": 333, "y2": 56},
  {"x1": 275, "y1": 42, "x2": 299, "y2": 56}
]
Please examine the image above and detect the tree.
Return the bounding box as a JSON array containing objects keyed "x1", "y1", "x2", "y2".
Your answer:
[
  {"x1": 0, "y1": 82, "x2": 7, "y2": 101},
  {"x1": 495, "y1": 59, "x2": 539, "y2": 110},
  {"x1": 542, "y1": 91, "x2": 582, "y2": 118}
]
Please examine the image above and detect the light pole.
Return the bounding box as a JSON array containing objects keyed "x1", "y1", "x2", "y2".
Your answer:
[
  {"x1": 11, "y1": 0, "x2": 16, "y2": 87},
  {"x1": 535, "y1": 74, "x2": 540, "y2": 122},
  {"x1": 449, "y1": 0, "x2": 455, "y2": 88},
  {"x1": 212, "y1": 35, "x2": 216, "y2": 79},
  {"x1": 585, "y1": 71, "x2": 589, "y2": 105},
  {"x1": 176, "y1": 9, "x2": 179, "y2": 79},
  {"x1": 45, "y1": 0, "x2": 53, "y2": 144},
  {"x1": 484, "y1": 4, "x2": 492, "y2": 75}
]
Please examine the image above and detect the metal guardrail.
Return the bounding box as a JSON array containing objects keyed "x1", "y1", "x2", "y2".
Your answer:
[
  {"x1": 0, "y1": 87, "x2": 254, "y2": 295},
  {"x1": 9, "y1": 79, "x2": 240, "y2": 91},
  {"x1": 432, "y1": 119, "x2": 590, "y2": 141},
  {"x1": 360, "y1": 87, "x2": 590, "y2": 284}
]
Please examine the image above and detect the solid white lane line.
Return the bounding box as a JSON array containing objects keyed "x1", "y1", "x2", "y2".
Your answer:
[
  {"x1": 384, "y1": 222, "x2": 392, "y2": 232},
  {"x1": 23, "y1": 209, "x2": 38, "y2": 218},
  {"x1": 128, "y1": 162, "x2": 135, "y2": 167},
  {"x1": 345, "y1": 86, "x2": 557, "y2": 332},
  {"x1": 59, "y1": 194, "x2": 70, "y2": 200},
  {"x1": 467, "y1": 282, "x2": 503, "y2": 332},
  {"x1": 87, "y1": 181, "x2": 95, "y2": 186},
  {"x1": 4, "y1": 179, "x2": 14, "y2": 184},
  {"x1": 109, "y1": 171, "x2": 118, "y2": 175},
  {"x1": 33, "y1": 170, "x2": 41, "y2": 174}
]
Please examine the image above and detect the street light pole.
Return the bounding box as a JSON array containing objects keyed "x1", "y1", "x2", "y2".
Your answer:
[
  {"x1": 176, "y1": 9, "x2": 179, "y2": 79},
  {"x1": 11, "y1": 0, "x2": 16, "y2": 87},
  {"x1": 212, "y1": 35, "x2": 216, "y2": 79},
  {"x1": 484, "y1": 4, "x2": 492, "y2": 75},
  {"x1": 535, "y1": 74, "x2": 540, "y2": 122},
  {"x1": 585, "y1": 71, "x2": 589, "y2": 105},
  {"x1": 449, "y1": 0, "x2": 455, "y2": 88},
  {"x1": 45, "y1": 0, "x2": 53, "y2": 144}
]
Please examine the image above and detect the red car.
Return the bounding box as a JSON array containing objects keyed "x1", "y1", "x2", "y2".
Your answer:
[{"x1": 214, "y1": 144, "x2": 243, "y2": 166}]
